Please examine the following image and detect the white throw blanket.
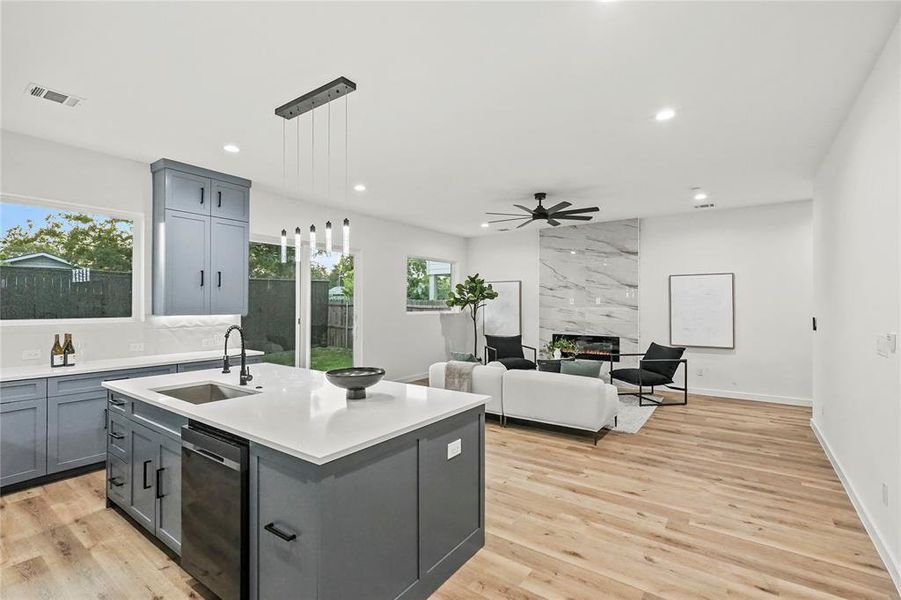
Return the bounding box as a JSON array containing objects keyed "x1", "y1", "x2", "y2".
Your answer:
[{"x1": 445, "y1": 360, "x2": 477, "y2": 393}]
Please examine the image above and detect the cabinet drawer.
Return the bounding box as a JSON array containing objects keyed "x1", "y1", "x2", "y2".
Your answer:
[
  {"x1": 131, "y1": 398, "x2": 188, "y2": 439},
  {"x1": 107, "y1": 454, "x2": 130, "y2": 507},
  {"x1": 1, "y1": 378, "x2": 47, "y2": 404},
  {"x1": 178, "y1": 359, "x2": 222, "y2": 373},
  {"x1": 107, "y1": 411, "x2": 131, "y2": 462},
  {"x1": 108, "y1": 392, "x2": 131, "y2": 415},
  {"x1": 48, "y1": 370, "x2": 132, "y2": 396}
]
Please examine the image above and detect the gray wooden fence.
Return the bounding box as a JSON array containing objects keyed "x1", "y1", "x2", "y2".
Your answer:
[{"x1": 0, "y1": 266, "x2": 132, "y2": 319}]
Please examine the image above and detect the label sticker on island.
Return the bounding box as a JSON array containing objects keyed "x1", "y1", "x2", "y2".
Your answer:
[{"x1": 447, "y1": 438, "x2": 462, "y2": 460}]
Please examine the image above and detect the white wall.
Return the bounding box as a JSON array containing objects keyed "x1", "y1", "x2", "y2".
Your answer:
[
  {"x1": 466, "y1": 229, "x2": 540, "y2": 353},
  {"x1": 0, "y1": 131, "x2": 469, "y2": 380},
  {"x1": 640, "y1": 201, "x2": 813, "y2": 405},
  {"x1": 812, "y1": 19, "x2": 900, "y2": 587}
]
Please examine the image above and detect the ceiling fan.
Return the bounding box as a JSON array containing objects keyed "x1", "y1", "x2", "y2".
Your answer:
[{"x1": 486, "y1": 192, "x2": 600, "y2": 228}]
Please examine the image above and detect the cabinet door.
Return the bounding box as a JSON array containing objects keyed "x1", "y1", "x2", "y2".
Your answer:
[
  {"x1": 166, "y1": 170, "x2": 211, "y2": 215},
  {"x1": 155, "y1": 435, "x2": 182, "y2": 554},
  {"x1": 211, "y1": 180, "x2": 249, "y2": 221},
  {"x1": 129, "y1": 422, "x2": 158, "y2": 532},
  {"x1": 107, "y1": 410, "x2": 130, "y2": 462},
  {"x1": 47, "y1": 391, "x2": 107, "y2": 473},
  {"x1": 164, "y1": 210, "x2": 210, "y2": 315},
  {"x1": 255, "y1": 455, "x2": 319, "y2": 600},
  {"x1": 107, "y1": 454, "x2": 130, "y2": 507},
  {"x1": 0, "y1": 399, "x2": 47, "y2": 486},
  {"x1": 210, "y1": 217, "x2": 249, "y2": 315}
]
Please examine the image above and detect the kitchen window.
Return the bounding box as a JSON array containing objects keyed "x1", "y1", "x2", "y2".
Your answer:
[
  {"x1": 406, "y1": 257, "x2": 453, "y2": 312},
  {"x1": 0, "y1": 200, "x2": 135, "y2": 320}
]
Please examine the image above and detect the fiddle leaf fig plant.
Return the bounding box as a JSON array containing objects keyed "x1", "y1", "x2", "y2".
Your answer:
[{"x1": 446, "y1": 273, "x2": 499, "y2": 359}]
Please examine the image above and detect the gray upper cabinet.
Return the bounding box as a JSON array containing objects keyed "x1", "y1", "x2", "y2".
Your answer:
[
  {"x1": 210, "y1": 217, "x2": 249, "y2": 315},
  {"x1": 151, "y1": 159, "x2": 251, "y2": 316},
  {"x1": 165, "y1": 170, "x2": 211, "y2": 215},
  {"x1": 212, "y1": 180, "x2": 250, "y2": 221}
]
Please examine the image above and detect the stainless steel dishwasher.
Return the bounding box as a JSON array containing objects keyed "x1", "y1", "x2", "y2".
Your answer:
[{"x1": 181, "y1": 422, "x2": 249, "y2": 600}]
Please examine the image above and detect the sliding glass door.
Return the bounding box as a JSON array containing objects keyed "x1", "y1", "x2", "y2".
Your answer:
[{"x1": 307, "y1": 250, "x2": 354, "y2": 371}]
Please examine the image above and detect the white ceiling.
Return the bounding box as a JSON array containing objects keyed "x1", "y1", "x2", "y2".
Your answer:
[{"x1": 2, "y1": 1, "x2": 899, "y2": 237}]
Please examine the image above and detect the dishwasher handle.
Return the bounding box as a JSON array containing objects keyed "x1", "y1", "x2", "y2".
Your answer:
[{"x1": 183, "y1": 441, "x2": 242, "y2": 471}]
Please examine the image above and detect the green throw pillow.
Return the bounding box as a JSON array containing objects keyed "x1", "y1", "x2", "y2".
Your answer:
[
  {"x1": 560, "y1": 359, "x2": 602, "y2": 378},
  {"x1": 450, "y1": 352, "x2": 479, "y2": 363}
]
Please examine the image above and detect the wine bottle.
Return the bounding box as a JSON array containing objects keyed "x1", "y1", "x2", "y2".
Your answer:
[
  {"x1": 62, "y1": 333, "x2": 76, "y2": 367},
  {"x1": 51, "y1": 334, "x2": 65, "y2": 368}
]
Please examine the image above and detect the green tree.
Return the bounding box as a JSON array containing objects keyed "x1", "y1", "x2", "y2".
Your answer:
[
  {"x1": 446, "y1": 273, "x2": 499, "y2": 359},
  {"x1": 406, "y1": 257, "x2": 428, "y2": 300},
  {"x1": 249, "y1": 242, "x2": 295, "y2": 279},
  {"x1": 0, "y1": 212, "x2": 133, "y2": 271}
]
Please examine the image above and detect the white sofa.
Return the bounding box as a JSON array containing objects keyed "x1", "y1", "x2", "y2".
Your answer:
[
  {"x1": 428, "y1": 362, "x2": 618, "y2": 444},
  {"x1": 427, "y1": 362, "x2": 505, "y2": 416}
]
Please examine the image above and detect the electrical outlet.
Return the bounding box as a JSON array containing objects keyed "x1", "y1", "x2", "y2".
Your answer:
[
  {"x1": 595, "y1": 297, "x2": 601, "y2": 305},
  {"x1": 202, "y1": 337, "x2": 217, "y2": 348},
  {"x1": 568, "y1": 298, "x2": 575, "y2": 306},
  {"x1": 696, "y1": 368, "x2": 704, "y2": 377},
  {"x1": 21, "y1": 349, "x2": 41, "y2": 360},
  {"x1": 447, "y1": 438, "x2": 462, "y2": 460},
  {"x1": 129, "y1": 343, "x2": 145, "y2": 353},
  {"x1": 882, "y1": 483, "x2": 889, "y2": 506}
]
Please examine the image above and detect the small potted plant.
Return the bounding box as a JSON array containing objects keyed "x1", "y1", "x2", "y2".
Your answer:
[{"x1": 544, "y1": 338, "x2": 578, "y2": 359}]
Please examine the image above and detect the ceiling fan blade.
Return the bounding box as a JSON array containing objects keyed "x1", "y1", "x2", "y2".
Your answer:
[
  {"x1": 547, "y1": 218, "x2": 561, "y2": 226},
  {"x1": 513, "y1": 204, "x2": 535, "y2": 214},
  {"x1": 550, "y1": 207, "x2": 600, "y2": 216},
  {"x1": 486, "y1": 212, "x2": 528, "y2": 216},
  {"x1": 555, "y1": 215, "x2": 594, "y2": 221},
  {"x1": 544, "y1": 201, "x2": 571, "y2": 213},
  {"x1": 515, "y1": 219, "x2": 535, "y2": 229},
  {"x1": 489, "y1": 217, "x2": 531, "y2": 224}
]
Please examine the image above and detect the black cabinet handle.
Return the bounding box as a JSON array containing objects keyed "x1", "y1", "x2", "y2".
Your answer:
[
  {"x1": 107, "y1": 432, "x2": 124, "y2": 440},
  {"x1": 200, "y1": 187, "x2": 205, "y2": 205},
  {"x1": 264, "y1": 522, "x2": 297, "y2": 542},
  {"x1": 142, "y1": 460, "x2": 152, "y2": 489},
  {"x1": 218, "y1": 191, "x2": 222, "y2": 207},
  {"x1": 217, "y1": 271, "x2": 222, "y2": 288},
  {"x1": 108, "y1": 476, "x2": 124, "y2": 488},
  {"x1": 103, "y1": 408, "x2": 108, "y2": 430},
  {"x1": 156, "y1": 468, "x2": 165, "y2": 499},
  {"x1": 200, "y1": 270, "x2": 204, "y2": 287},
  {"x1": 109, "y1": 397, "x2": 126, "y2": 407}
]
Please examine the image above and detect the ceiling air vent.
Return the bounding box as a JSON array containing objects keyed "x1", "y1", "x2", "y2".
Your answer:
[{"x1": 25, "y1": 82, "x2": 84, "y2": 107}]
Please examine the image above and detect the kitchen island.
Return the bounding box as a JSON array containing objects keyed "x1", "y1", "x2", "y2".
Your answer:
[{"x1": 102, "y1": 363, "x2": 488, "y2": 600}]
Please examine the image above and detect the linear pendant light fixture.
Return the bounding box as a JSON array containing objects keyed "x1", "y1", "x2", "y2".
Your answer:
[{"x1": 277, "y1": 77, "x2": 356, "y2": 263}]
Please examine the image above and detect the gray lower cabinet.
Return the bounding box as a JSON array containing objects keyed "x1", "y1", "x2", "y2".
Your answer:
[
  {"x1": 110, "y1": 413, "x2": 182, "y2": 554},
  {"x1": 0, "y1": 398, "x2": 48, "y2": 486},
  {"x1": 178, "y1": 355, "x2": 262, "y2": 373},
  {"x1": 47, "y1": 391, "x2": 107, "y2": 473}
]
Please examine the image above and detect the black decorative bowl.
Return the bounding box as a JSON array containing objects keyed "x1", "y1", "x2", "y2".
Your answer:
[{"x1": 326, "y1": 367, "x2": 386, "y2": 400}]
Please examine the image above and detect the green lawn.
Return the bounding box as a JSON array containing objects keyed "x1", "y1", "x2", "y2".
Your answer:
[
  {"x1": 259, "y1": 346, "x2": 353, "y2": 371},
  {"x1": 311, "y1": 346, "x2": 353, "y2": 371}
]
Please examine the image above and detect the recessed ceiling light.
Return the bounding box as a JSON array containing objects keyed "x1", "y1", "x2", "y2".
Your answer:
[
  {"x1": 692, "y1": 188, "x2": 708, "y2": 201},
  {"x1": 480, "y1": 222, "x2": 490, "y2": 229},
  {"x1": 570, "y1": 250, "x2": 577, "y2": 255},
  {"x1": 353, "y1": 184, "x2": 366, "y2": 192},
  {"x1": 223, "y1": 144, "x2": 240, "y2": 153},
  {"x1": 654, "y1": 108, "x2": 676, "y2": 122}
]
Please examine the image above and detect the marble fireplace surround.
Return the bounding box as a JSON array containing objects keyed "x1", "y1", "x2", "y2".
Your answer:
[{"x1": 539, "y1": 219, "x2": 639, "y2": 357}]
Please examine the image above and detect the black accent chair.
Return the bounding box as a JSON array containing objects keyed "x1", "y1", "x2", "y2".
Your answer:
[
  {"x1": 484, "y1": 335, "x2": 537, "y2": 370},
  {"x1": 608, "y1": 343, "x2": 687, "y2": 406}
]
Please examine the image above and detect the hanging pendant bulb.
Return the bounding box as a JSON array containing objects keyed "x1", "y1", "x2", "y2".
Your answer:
[
  {"x1": 343, "y1": 218, "x2": 350, "y2": 256},
  {"x1": 309, "y1": 224, "x2": 317, "y2": 253},
  {"x1": 280, "y1": 229, "x2": 287, "y2": 263},
  {"x1": 325, "y1": 221, "x2": 333, "y2": 254},
  {"x1": 294, "y1": 227, "x2": 301, "y2": 263}
]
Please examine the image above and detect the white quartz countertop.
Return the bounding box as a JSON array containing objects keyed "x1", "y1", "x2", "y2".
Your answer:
[
  {"x1": 102, "y1": 363, "x2": 488, "y2": 465},
  {"x1": 0, "y1": 349, "x2": 264, "y2": 382}
]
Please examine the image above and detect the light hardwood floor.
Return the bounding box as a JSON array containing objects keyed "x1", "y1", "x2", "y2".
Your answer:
[{"x1": 1, "y1": 395, "x2": 897, "y2": 599}]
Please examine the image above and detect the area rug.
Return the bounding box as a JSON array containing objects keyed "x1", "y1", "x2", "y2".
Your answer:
[{"x1": 611, "y1": 396, "x2": 658, "y2": 433}]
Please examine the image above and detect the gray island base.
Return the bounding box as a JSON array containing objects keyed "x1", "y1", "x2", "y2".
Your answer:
[{"x1": 101, "y1": 364, "x2": 487, "y2": 600}]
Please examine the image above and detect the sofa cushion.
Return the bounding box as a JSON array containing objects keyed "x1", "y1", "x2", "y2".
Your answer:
[
  {"x1": 560, "y1": 359, "x2": 602, "y2": 378},
  {"x1": 497, "y1": 357, "x2": 536, "y2": 371},
  {"x1": 485, "y1": 335, "x2": 524, "y2": 360},
  {"x1": 450, "y1": 351, "x2": 479, "y2": 363}
]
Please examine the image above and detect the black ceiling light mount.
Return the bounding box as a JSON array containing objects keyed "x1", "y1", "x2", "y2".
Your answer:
[
  {"x1": 275, "y1": 76, "x2": 357, "y2": 120},
  {"x1": 487, "y1": 192, "x2": 600, "y2": 228}
]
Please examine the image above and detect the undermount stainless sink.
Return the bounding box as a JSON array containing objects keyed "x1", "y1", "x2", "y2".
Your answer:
[{"x1": 154, "y1": 382, "x2": 259, "y2": 405}]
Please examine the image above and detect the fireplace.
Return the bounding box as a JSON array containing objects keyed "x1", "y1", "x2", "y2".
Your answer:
[{"x1": 552, "y1": 334, "x2": 621, "y2": 361}]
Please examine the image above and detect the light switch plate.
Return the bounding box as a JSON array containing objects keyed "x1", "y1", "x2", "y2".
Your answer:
[
  {"x1": 21, "y1": 349, "x2": 40, "y2": 360},
  {"x1": 447, "y1": 438, "x2": 462, "y2": 460},
  {"x1": 129, "y1": 343, "x2": 145, "y2": 352}
]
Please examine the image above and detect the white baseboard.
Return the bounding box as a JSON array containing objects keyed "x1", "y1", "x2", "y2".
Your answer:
[
  {"x1": 394, "y1": 372, "x2": 428, "y2": 384},
  {"x1": 811, "y1": 419, "x2": 901, "y2": 593},
  {"x1": 687, "y1": 386, "x2": 812, "y2": 407}
]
